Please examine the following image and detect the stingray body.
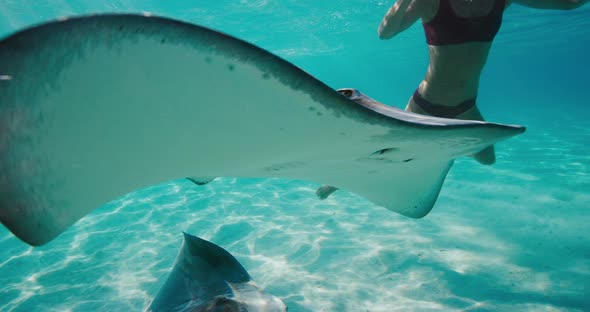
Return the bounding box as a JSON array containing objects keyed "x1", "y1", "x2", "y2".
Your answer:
[
  {"x1": 0, "y1": 14, "x2": 525, "y2": 246},
  {"x1": 147, "y1": 232, "x2": 286, "y2": 312}
]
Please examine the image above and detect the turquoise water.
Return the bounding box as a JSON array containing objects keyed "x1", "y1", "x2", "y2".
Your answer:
[{"x1": 1, "y1": 1, "x2": 589, "y2": 311}]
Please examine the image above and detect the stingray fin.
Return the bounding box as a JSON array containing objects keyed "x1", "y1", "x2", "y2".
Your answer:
[
  {"x1": 186, "y1": 177, "x2": 216, "y2": 186},
  {"x1": 146, "y1": 232, "x2": 286, "y2": 311}
]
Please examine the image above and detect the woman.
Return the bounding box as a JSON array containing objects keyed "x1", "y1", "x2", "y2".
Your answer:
[
  {"x1": 315, "y1": 0, "x2": 587, "y2": 199},
  {"x1": 378, "y1": 0, "x2": 588, "y2": 165}
]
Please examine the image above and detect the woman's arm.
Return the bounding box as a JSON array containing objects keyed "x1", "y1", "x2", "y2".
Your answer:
[
  {"x1": 509, "y1": 0, "x2": 588, "y2": 10},
  {"x1": 378, "y1": 0, "x2": 426, "y2": 40}
]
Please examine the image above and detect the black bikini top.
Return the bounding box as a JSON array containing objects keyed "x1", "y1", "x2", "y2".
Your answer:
[{"x1": 423, "y1": 0, "x2": 505, "y2": 46}]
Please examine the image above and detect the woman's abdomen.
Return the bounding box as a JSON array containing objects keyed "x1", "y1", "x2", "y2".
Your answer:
[{"x1": 419, "y1": 43, "x2": 493, "y2": 105}]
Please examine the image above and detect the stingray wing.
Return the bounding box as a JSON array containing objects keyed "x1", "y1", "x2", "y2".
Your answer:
[
  {"x1": 0, "y1": 14, "x2": 525, "y2": 246},
  {"x1": 147, "y1": 233, "x2": 286, "y2": 311},
  {"x1": 147, "y1": 233, "x2": 252, "y2": 312}
]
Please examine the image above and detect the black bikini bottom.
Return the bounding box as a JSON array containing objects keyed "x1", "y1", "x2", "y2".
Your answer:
[{"x1": 411, "y1": 89, "x2": 476, "y2": 119}]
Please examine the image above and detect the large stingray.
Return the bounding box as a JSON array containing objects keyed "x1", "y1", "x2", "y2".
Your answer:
[
  {"x1": 0, "y1": 14, "x2": 525, "y2": 246},
  {"x1": 147, "y1": 232, "x2": 286, "y2": 312}
]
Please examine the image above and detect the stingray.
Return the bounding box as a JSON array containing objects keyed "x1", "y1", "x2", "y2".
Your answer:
[
  {"x1": 0, "y1": 14, "x2": 525, "y2": 246},
  {"x1": 146, "y1": 232, "x2": 286, "y2": 312}
]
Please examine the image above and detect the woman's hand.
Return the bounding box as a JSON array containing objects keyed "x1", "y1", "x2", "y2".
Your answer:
[{"x1": 378, "y1": 0, "x2": 422, "y2": 39}]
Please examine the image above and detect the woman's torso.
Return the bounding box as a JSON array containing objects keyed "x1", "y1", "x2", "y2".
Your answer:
[{"x1": 418, "y1": 0, "x2": 507, "y2": 104}]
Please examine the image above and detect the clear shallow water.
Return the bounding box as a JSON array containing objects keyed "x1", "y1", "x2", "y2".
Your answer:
[{"x1": 0, "y1": 1, "x2": 589, "y2": 311}]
